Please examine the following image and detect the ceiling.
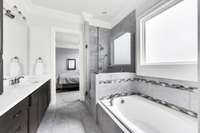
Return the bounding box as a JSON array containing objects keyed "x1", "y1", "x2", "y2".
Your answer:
[{"x1": 31, "y1": 0, "x2": 152, "y2": 22}]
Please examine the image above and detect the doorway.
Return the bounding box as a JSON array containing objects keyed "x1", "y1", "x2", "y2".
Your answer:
[
  {"x1": 51, "y1": 28, "x2": 85, "y2": 104},
  {"x1": 56, "y1": 47, "x2": 80, "y2": 93}
]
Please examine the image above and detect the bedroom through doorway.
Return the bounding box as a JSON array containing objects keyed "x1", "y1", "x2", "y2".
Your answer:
[{"x1": 55, "y1": 31, "x2": 81, "y2": 101}]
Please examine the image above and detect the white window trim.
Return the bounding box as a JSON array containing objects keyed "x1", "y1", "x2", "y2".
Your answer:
[
  {"x1": 136, "y1": 0, "x2": 198, "y2": 81},
  {"x1": 139, "y1": 0, "x2": 198, "y2": 66},
  {"x1": 111, "y1": 32, "x2": 131, "y2": 66}
]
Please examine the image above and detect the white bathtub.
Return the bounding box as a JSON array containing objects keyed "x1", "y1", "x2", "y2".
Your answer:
[{"x1": 99, "y1": 95, "x2": 198, "y2": 133}]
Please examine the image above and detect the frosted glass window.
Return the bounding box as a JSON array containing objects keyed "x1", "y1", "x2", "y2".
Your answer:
[
  {"x1": 144, "y1": 0, "x2": 198, "y2": 64},
  {"x1": 114, "y1": 33, "x2": 131, "y2": 65}
]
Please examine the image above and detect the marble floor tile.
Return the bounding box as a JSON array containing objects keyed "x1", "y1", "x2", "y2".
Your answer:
[{"x1": 37, "y1": 92, "x2": 102, "y2": 133}]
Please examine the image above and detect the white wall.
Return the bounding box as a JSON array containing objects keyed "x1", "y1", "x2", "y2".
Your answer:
[
  {"x1": 29, "y1": 26, "x2": 51, "y2": 75},
  {"x1": 28, "y1": 13, "x2": 82, "y2": 75},
  {"x1": 56, "y1": 48, "x2": 79, "y2": 76},
  {"x1": 3, "y1": 0, "x2": 110, "y2": 105},
  {"x1": 28, "y1": 12, "x2": 83, "y2": 104}
]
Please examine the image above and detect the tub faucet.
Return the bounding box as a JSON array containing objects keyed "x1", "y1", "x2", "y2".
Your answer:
[
  {"x1": 109, "y1": 97, "x2": 114, "y2": 106},
  {"x1": 109, "y1": 93, "x2": 121, "y2": 106}
]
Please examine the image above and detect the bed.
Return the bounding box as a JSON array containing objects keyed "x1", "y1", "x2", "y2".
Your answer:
[{"x1": 57, "y1": 71, "x2": 80, "y2": 91}]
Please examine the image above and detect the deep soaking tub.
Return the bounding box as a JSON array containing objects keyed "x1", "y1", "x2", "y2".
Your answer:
[{"x1": 99, "y1": 95, "x2": 198, "y2": 133}]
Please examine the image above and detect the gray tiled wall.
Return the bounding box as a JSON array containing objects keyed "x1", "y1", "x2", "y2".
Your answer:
[
  {"x1": 107, "y1": 10, "x2": 136, "y2": 73},
  {"x1": 85, "y1": 26, "x2": 111, "y2": 115},
  {"x1": 88, "y1": 26, "x2": 111, "y2": 74}
]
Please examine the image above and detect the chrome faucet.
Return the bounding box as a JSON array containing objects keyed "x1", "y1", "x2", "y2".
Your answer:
[
  {"x1": 10, "y1": 76, "x2": 24, "y2": 85},
  {"x1": 109, "y1": 93, "x2": 121, "y2": 106},
  {"x1": 109, "y1": 97, "x2": 114, "y2": 106}
]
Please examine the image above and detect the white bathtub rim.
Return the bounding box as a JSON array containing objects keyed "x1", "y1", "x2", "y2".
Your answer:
[
  {"x1": 110, "y1": 95, "x2": 197, "y2": 123},
  {"x1": 99, "y1": 101, "x2": 156, "y2": 133}
]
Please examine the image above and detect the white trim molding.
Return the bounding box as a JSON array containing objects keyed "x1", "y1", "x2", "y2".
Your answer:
[
  {"x1": 56, "y1": 41, "x2": 80, "y2": 49},
  {"x1": 51, "y1": 28, "x2": 85, "y2": 104},
  {"x1": 136, "y1": 0, "x2": 198, "y2": 82}
]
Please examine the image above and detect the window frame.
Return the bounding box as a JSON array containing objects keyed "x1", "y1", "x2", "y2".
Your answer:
[
  {"x1": 139, "y1": 0, "x2": 198, "y2": 66},
  {"x1": 111, "y1": 32, "x2": 132, "y2": 66},
  {"x1": 136, "y1": 0, "x2": 198, "y2": 81}
]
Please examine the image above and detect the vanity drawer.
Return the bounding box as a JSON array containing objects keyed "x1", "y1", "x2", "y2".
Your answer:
[
  {"x1": 6, "y1": 109, "x2": 28, "y2": 133},
  {"x1": 0, "y1": 98, "x2": 29, "y2": 133}
]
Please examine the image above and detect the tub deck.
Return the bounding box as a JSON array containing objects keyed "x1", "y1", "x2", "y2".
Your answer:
[{"x1": 99, "y1": 95, "x2": 198, "y2": 133}]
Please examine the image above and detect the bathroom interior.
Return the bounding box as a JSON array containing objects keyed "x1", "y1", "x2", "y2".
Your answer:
[{"x1": 0, "y1": 0, "x2": 199, "y2": 133}]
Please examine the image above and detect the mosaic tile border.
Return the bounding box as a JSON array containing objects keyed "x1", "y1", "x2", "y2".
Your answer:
[
  {"x1": 134, "y1": 78, "x2": 198, "y2": 92},
  {"x1": 100, "y1": 92, "x2": 198, "y2": 118},
  {"x1": 98, "y1": 77, "x2": 198, "y2": 92}
]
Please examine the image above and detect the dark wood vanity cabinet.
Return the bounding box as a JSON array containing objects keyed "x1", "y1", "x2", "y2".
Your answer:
[
  {"x1": 0, "y1": 80, "x2": 51, "y2": 133},
  {"x1": 0, "y1": 98, "x2": 29, "y2": 133},
  {"x1": 29, "y1": 89, "x2": 39, "y2": 133},
  {"x1": 29, "y1": 80, "x2": 51, "y2": 133},
  {"x1": 38, "y1": 81, "x2": 50, "y2": 123}
]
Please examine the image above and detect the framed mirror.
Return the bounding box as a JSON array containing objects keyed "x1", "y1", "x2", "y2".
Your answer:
[
  {"x1": 67, "y1": 59, "x2": 76, "y2": 70},
  {"x1": 112, "y1": 32, "x2": 131, "y2": 65}
]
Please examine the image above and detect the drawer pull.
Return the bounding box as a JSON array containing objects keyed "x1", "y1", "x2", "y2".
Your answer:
[
  {"x1": 13, "y1": 110, "x2": 22, "y2": 119},
  {"x1": 15, "y1": 126, "x2": 21, "y2": 133}
]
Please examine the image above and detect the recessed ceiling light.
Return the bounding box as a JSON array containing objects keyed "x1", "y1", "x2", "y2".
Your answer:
[{"x1": 101, "y1": 11, "x2": 108, "y2": 14}]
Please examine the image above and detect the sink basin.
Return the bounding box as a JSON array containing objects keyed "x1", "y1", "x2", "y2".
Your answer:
[
  {"x1": 20, "y1": 77, "x2": 40, "y2": 85},
  {"x1": 4, "y1": 76, "x2": 41, "y2": 89}
]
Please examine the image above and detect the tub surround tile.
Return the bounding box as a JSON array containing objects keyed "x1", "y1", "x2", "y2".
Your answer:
[
  {"x1": 146, "y1": 85, "x2": 191, "y2": 110},
  {"x1": 93, "y1": 72, "x2": 199, "y2": 120},
  {"x1": 134, "y1": 77, "x2": 198, "y2": 92},
  {"x1": 189, "y1": 92, "x2": 200, "y2": 113},
  {"x1": 97, "y1": 104, "x2": 124, "y2": 133},
  {"x1": 96, "y1": 73, "x2": 136, "y2": 100},
  {"x1": 135, "y1": 76, "x2": 199, "y2": 92},
  {"x1": 132, "y1": 77, "x2": 199, "y2": 113},
  {"x1": 101, "y1": 92, "x2": 197, "y2": 118},
  {"x1": 89, "y1": 72, "x2": 137, "y2": 120},
  {"x1": 97, "y1": 76, "x2": 198, "y2": 93}
]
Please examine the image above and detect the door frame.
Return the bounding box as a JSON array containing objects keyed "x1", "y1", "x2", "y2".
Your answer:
[{"x1": 50, "y1": 27, "x2": 85, "y2": 105}]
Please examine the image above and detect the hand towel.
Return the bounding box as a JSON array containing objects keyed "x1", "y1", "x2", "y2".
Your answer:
[{"x1": 35, "y1": 60, "x2": 44, "y2": 75}]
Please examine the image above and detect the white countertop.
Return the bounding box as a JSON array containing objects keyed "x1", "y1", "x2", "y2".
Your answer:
[{"x1": 0, "y1": 75, "x2": 50, "y2": 117}]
